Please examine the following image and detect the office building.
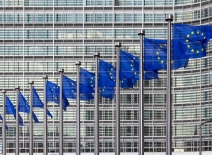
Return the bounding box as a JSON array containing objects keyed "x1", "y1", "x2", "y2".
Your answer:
[{"x1": 0, "y1": 0, "x2": 211, "y2": 154}]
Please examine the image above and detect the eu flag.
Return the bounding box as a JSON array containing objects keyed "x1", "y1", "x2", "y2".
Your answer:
[
  {"x1": 144, "y1": 38, "x2": 188, "y2": 70},
  {"x1": 0, "y1": 115, "x2": 9, "y2": 130},
  {"x1": 6, "y1": 96, "x2": 24, "y2": 126},
  {"x1": 33, "y1": 87, "x2": 53, "y2": 118},
  {"x1": 18, "y1": 92, "x2": 39, "y2": 123},
  {"x1": 80, "y1": 67, "x2": 95, "y2": 92},
  {"x1": 99, "y1": 59, "x2": 116, "y2": 99},
  {"x1": 173, "y1": 23, "x2": 207, "y2": 59},
  {"x1": 46, "y1": 81, "x2": 70, "y2": 111},
  {"x1": 199, "y1": 25, "x2": 212, "y2": 43},
  {"x1": 178, "y1": 38, "x2": 207, "y2": 59},
  {"x1": 120, "y1": 50, "x2": 139, "y2": 88},
  {"x1": 62, "y1": 75, "x2": 94, "y2": 100}
]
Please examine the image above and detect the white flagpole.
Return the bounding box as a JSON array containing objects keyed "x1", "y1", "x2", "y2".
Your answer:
[
  {"x1": 165, "y1": 14, "x2": 173, "y2": 155},
  {"x1": 138, "y1": 30, "x2": 145, "y2": 155},
  {"x1": 59, "y1": 69, "x2": 64, "y2": 155},
  {"x1": 15, "y1": 86, "x2": 20, "y2": 155},
  {"x1": 94, "y1": 52, "x2": 100, "y2": 155},
  {"x1": 43, "y1": 75, "x2": 48, "y2": 155},
  {"x1": 29, "y1": 81, "x2": 34, "y2": 155},
  {"x1": 2, "y1": 89, "x2": 6, "y2": 155},
  {"x1": 75, "y1": 61, "x2": 81, "y2": 155},
  {"x1": 115, "y1": 42, "x2": 121, "y2": 155}
]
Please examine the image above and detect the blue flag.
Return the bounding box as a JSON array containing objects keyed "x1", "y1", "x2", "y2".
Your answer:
[
  {"x1": 178, "y1": 38, "x2": 207, "y2": 59},
  {"x1": 144, "y1": 38, "x2": 189, "y2": 70},
  {"x1": 198, "y1": 25, "x2": 212, "y2": 43},
  {"x1": 120, "y1": 50, "x2": 139, "y2": 88},
  {"x1": 33, "y1": 87, "x2": 53, "y2": 118},
  {"x1": 80, "y1": 67, "x2": 95, "y2": 92},
  {"x1": 80, "y1": 67, "x2": 116, "y2": 99},
  {"x1": 18, "y1": 92, "x2": 39, "y2": 123},
  {"x1": 99, "y1": 59, "x2": 116, "y2": 99},
  {"x1": 62, "y1": 75, "x2": 94, "y2": 100},
  {"x1": 173, "y1": 23, "x2": 207, "y2": 59},
  {"x1": 46, "y1": 81, "x2": 70, "y2": 111},
  {"x1": 6, "y1": 96, "x2": 24, "y2": 126},
  {"x1": 0, "y1": 115, "x2": 9, "y2": 130}
]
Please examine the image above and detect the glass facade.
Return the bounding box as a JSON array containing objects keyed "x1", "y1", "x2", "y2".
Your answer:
[{"x1": 0, "y1": 0, "x2": 211, "y2": 153}]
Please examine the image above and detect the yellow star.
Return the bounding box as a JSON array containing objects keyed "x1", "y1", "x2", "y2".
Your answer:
[
  {"x1": 191, "y1": 49, "x2": 194, "y2": 52},
  {"x1": 187, "y1": 34, "x2": 190, "y2": 38},
  {"x1": 156, "y1": 52, "x2": 159, "y2": 54},
  {"x1": 197, "y1": 31, "x2": 199, "y2": 34},
  {"x1": 187, "y1": 45, "x2": 190, "y2": 48},
  {"x1": 196, "y1": 50, "x2": 199, "y2": 53},
  {"x1": 161, "y1": 60, "x2": 164, "y2": 63},
  {"x1": 202, "y1": 48, "x2": 204, "y2": 51},
  {"x1": 164, "y1": 44, "x2": 167, "y2": 46},
  {"x1": 191, "y1": 31, "x2": 194, "y2": 34},
  {"x1": 186, "y1": 39, "x2": 189, "y2": 42},
  {"x1": 158, "y1": 57, "x2": 160, "y2": 60},
  {"x1": 202, "y1": 32, "x2": 204, "y2": 36},
  {"x1": 171, "y1": 61, "x2": 174, "y2": 64}
]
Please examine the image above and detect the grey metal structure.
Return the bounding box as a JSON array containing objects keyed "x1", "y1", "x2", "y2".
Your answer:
[
  {"x1": 94, "y1": 52, "x2": 100, "y2": 155},
  {"x1": 43, "y1": 75, "x2": 48, "y2": 155},
  {"x1": 165, "y1": 14, "x2": 173, "y2": 155},
  {"x1": 15, "y1": 86, "x2": 20, "y2": 155},
  {"x1": 29, "y1": 81, "x2": 34, "y2": 155},
  {"x1": 75, "y1": 61, "x2": 81, "y2": 155},
  {"x1": 115, "y1": 42, "x2": 121, "y2": 155},
  {"x1": 2, "y1": 89, "x2": 6, "y2": 155},
  {"x1": 59, "y1": 69, "x2": 64, "y2": 155},
  {"x1": 138, "y1": 30, "x2": 145, "y2": 155}
]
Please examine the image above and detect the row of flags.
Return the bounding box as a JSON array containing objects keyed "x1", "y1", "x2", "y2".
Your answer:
[{"x1": 1, "y1": 23, "x2": 212, "y2": 155}]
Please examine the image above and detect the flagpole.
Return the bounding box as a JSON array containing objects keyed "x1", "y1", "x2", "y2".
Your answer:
[
  {"x1": 15, "y1": 86, "x2": 20, "y2": 155},
  {"x1": 43, "y1": 75, "x2": 48, "y2": 155},
  {"x1": 138, "y1": 30, "x2": 145, "y2": 155},
  {"x1": 75, "y1": 61, "x2": 81, "y2": 155},
  {"x1": 29, "y1": 81, "x2": 34, "y2": 155},
  {"x1": 94, "y1": 52, "x2": 100, "y2": 155},
  {"x1": 165, "y1": 14, "x2": 173, "y2": 155},
  {"x1": 115, "y1": 42, "x2": 121, "y2": 155},
  {"x1": 2, "y1": 89, "x2": 6, "y2": 155},
  {"x1": 59, "y1": 69, "x2": 64, "y2": 155}
]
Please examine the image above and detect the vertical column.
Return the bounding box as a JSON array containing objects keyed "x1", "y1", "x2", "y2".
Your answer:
[
  {"x1": 115, "y1": 42, "x2": 121, "y2": 155},
  {"x1": 15, "y1": 86, "x2": 20, "y2": 155},
  {"x1": 94, "y1": 52, "x2": 100, "y2": 155},
  {"x1": 75, "y1": 61, "x2": 81, "y2": 155},
  {"x1": 199, "y1": 125, "x2": 202, "y2": 155},
  {"x1": 138, "y1": 30, "x2": 145, "y2": 155},
  {"x1": 29, "y1": 81, "x2": 34, "y2": 155},
  {"x1": 2, "y1": 89, "x2": 6, "y2": 155},
  {"x1": 43, "y1": 75, "x2": 48, "y2": 155},
  {"x1": 165, "y1": 14, "x2": 173, "y2": 155},
  {"x1": 59, "y1": 69, "x2": 64, "y2": 155}
]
